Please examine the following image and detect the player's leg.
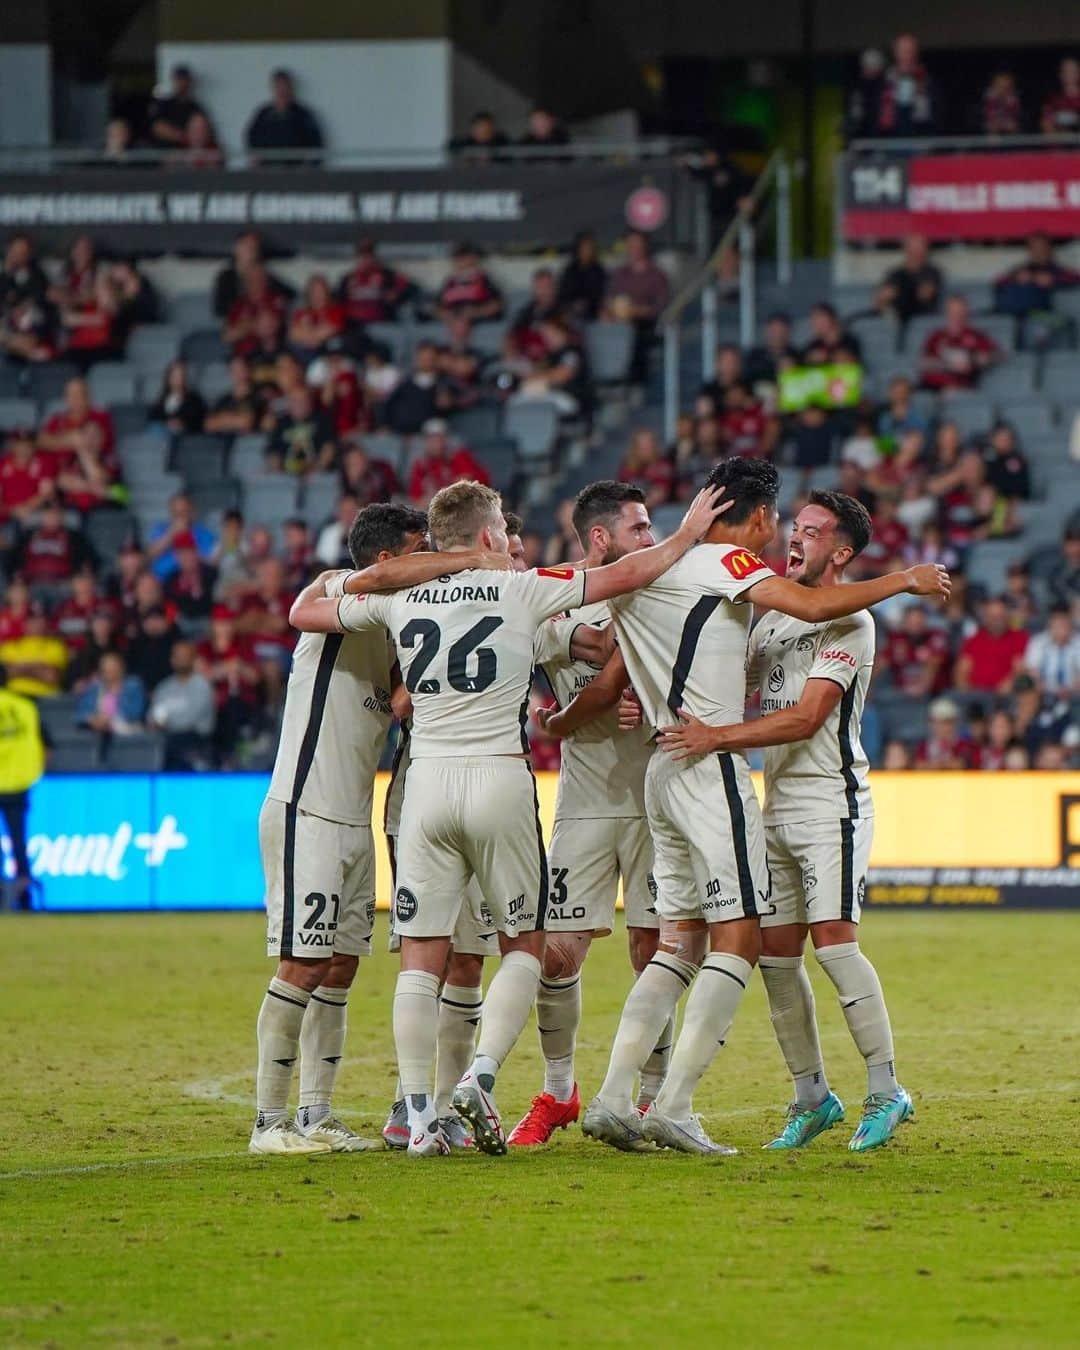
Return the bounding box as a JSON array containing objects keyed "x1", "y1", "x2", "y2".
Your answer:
[
  {"x1": 294, "y1": 825, "x2": 380, "y2": 1152},
  {"x1": 810, "y1": 818, "x2": 912, "y2": 1151},
  {"x1": 645, "y1": 755, "x2": 766, "y2": 1155},
  {"x1": 619, "y1": 819, "x2": 671, "y2": 1112},
  {"x1": 252, "y1": 799, "x2": 334, "y2": 1155},
  {"x1": 433, "y1": 886, "x2": 491, "y2": 1148},
  {"x1": 583, "y1": 763, "x2": 704, "y2": 1150},
  {"x1": 392, "y1": 762, "x2": 468, "y2": 1157},
  {"x1": 452, "y1": 759, "x2": 547, "y2": 1155},
  {"x1": 758, "y1": 824, "x2": 842, "y2": 1149}
]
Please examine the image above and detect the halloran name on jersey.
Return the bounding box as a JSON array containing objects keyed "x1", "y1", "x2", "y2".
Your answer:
[{"x1": 406, "y1": 584, "x2": 501, "y2": 604}]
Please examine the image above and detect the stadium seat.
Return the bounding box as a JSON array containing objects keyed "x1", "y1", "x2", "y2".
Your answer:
[
  {"x1": 585, "y1": 322, "x2": 634, "y2": 384},
  {"x1": 955, "y1": 282, "x2": 994, "y2": 314},
  {"x1": 38, "y1": 694, "x2": 81, "y2": 738},
  {"x1": 1038, "y1": 350, "x2": 1079, "y2": 401},
  {"x1": 88, "y1": 362, "x2": 139, "y2": 407},
  {"x1": 360, "y1": 431, "x2": 406, "y2": 473},
  {"x1": 243, "y1": 476, "x2": 300, "y2": 525},
  {"x1": 834, "y1": 284, "x2": 877, "y2": 318},
  {"x1": 1001, "y1": 400, "x2": 1056, "y2": 440},
  {"x1": 365, "y1": 322, "x2": 409, "y2": 365},
  {"x1": 300, "y1": 474, "x2": 339, "y2": 530},
  {"x1": 980, "y1": 354, "x2": 1038, "y2": 401},
  {"x1": 119, "y1": 433, "x2": 170, "y2": 482},
  {"x1": 190, "y1": 480, "x2": 241, "y2": 516},
  {"x1": 449, "y1": 404, "x2": 501, "y2": 444},
  {"x1": 180, "y1": 329, "x2": 230, "y2": 367},
  {"x1": 938, "y1": 392, "x2": 994, "y2": 439},
  {"x1": 103, "y1": 734, "x2": 165, "y2": 773},
  {"x1": 110, "y1": 401, "x2": 149, "y2": 437},
  {"x1": 27, "y1": 361, "x2": 81, "y2": 405},
  {"x1": 965, "y1": 538, "x2": 1035, "y2": 593},
  {"x1": 503, "y1": 400, "x2": 560, "y2": 459},
  {"x1": 126, "y1": 324, "x2": 181, "y2": 382},
  {"x1": 197, "y1": 361, "x2": 233, "y2": 403},
  {"x1": 171, "y1": 434, "x2": 228, "y2": 486},
  {"x1": 979, "y1": 314, "x2": 1020, "y2": 351},
  {"x1": 168, "y1": 291, "x2": 215, "y2": 332},
  {"x1": 470, "y1": 322, "x2": 508, "y2": 358},
  {"x1": 46, "y1": 739, "x2": 101, "y2": 774},
  {"x1": 0, "y1": 397, "x2": 37, "y2": 431},
  {"x1": 0, "y1": 362, "x2": 25, "y2": 398},
  {"x1": 84, "y1": 508, "x2": 137, "y2": 561},
  {"x1": 471, "y1": 437, "x2": 518, "y2": 495},
  {"x1": 230, "y1": 434, "x2": 270, "y2": 480}
]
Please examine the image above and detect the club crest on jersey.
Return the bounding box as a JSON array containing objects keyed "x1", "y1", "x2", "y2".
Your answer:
[
  {"x1": 768, "y1": 664, "x2": 785, "y2": 692},
  {"x1": 395, "y1": 887, "x2": 419, "y2": 922},
  {"x1": 722, "y1": 549, "x2": 766, "y2": 580},
  {"x1": 537, "y1": 566, "x2": 575, "y2": 580},
  {"x1": 796, "y1": 634, "x2": 815, "y2": 652}
]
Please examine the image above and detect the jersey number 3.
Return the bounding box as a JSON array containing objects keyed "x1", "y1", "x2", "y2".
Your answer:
[{"x1": 400, "y1": 617, "x2": 504, "y2": 694}]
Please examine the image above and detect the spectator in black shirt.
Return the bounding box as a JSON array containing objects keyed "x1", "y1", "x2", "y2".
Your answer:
[
  {"x1": 512, "y1": 268, "x2": 564, "y2": 352},
  {"x1": 148, "y1": 65, "x2": 207, "y2": 150},
  {"x1": 267, "y1": 387, "x2": 337, "y2": 476},
  {"x1": 110, "y1": 259, "x2": 159, "y2": 342},
  {"x1": 876, "y1": 234, "x2": 943, "y2": 323},
  {"x1": 994, "y1": 232, "x2": 1080, "y2": 316},
  {"x1": 1046, "y1": 524, "x2": 1080, "y2": 609},
  {"x1": 205, "y1": 358, "x2": 265, "y2": 436},
  {"x1": 983, "y1": 422, "x2": 1031, "y2": 501},
  {"x1": 149, "y1": 360, "x2": 206, "y2": 436},
  {"x1": 557, "y1": 231, "x2": 607, "y2": 323},
  {"x1": 802, "y1": 302, "x2": 862, "y2": 365},
  {"x1": 519, "y1": 106, "x2": 570, "y2": 153},
  {"x1": 846, "y1": 48, "x2": 886, "y2": 141},
  {"x1": 381, "y1": 341, "x2": 442, "y2": 434},
  {"x1": 212, "y1": 231, "x2": 292, "y2": 321},
  {"x1": 450, "y1": 111, "x2": 510, "y2": 165},
  {"x1": 745, "y1": 312, "x2": 797, "y2": 384},
  {"x1": 245, "y1": 69, "x2": 324, "y2": 165},
  {"x1": 875, "y1": 33, "x2": 938, "y2": 137},
  {"x1": 0, "y1": 234, "x2": 48, "y2": 316}
]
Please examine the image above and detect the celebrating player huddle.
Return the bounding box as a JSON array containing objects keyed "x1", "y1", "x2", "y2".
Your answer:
[{"x1": 250, "y1": 458, "x2": 950, "y2": 1159}]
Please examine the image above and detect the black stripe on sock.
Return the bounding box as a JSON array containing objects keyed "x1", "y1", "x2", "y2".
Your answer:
[
  {"x1": 441, "y1": 996, "x2": 484, "y2": 1010},
  {"x1": 309, "y1": 992, "x2": 348, "y2": 1007},
  {"x1": 539, "y1": 974, "x2": 581, "y2": 992},
  {"x1": 718, "y1": 754, "x2": 758, "y2": 918},
  {"x1": 650, "y1": 956, "x2": 692, "y2": 989},
  {"x1": 840, "y1": 818, "x2": 855, "y2": 921},
  {"x1": 837, "y1": 682, "x2": 859, "y2": 819},
  {"x1": 267, "y1": 987, "x2": 307, "y2": 1010},
  {"x1": 667, "y1": 596, "x2": 723, "y2": 712},
  {"x1": 701, "y1": 963, "x2": 746, "y2": 990}
]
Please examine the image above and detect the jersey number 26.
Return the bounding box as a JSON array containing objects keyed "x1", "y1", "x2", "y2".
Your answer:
[{"x1": 400, "y1": 617, "x2": 504, "y2": 694}]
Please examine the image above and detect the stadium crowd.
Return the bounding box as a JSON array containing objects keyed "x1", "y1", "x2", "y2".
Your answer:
[{"x1": 0, "y1": 223, "x2": 1076, "y2": 774}]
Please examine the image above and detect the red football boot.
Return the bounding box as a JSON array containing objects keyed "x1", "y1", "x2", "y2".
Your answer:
[{"x1": 507, "y1": 1083, "x2": 581, "y2": 1146}]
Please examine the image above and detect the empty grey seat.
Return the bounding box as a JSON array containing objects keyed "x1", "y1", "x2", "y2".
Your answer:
[
  {"x1": 300, "y1": 474, "x2": 340, "y2": 529},
  {"x1": 38, "y1": 695, "x2": 81, "y2": 738},
  {"x1": 172, "y1": 434, "x2": 228, "y2": 486},
  {"x1": 585, "y1": 323, "x2": 634, "y2": 383},
  {"x1": 169, "y1": 291, "x2": 215, "y2": 332},
  {"x1": 0, "y1": 397, "x2": 37, "y2": 430},
  {"x1": 1039, "y1": 350, "x2": 1079, "y2": 401},
  {"x1": 980, "y1": 355, "x2": 1038, "y2": 400},
  {"x1": 1000, "y1": 401, "x2": 1055, "y2": 440},
  {"x1": 965, "y1": 538, "x2": 1037, "y2": 593},
  {"x1": 938, "y1": 393, "x2": 994, "y2": 440},
  {"x1": 834, "y1": 284, "x2": 877, "y2": 318},
  {"x1": 360, "y1": 431, "x2": 406, "y2": 473},
  {"x1": 366, "y1": 323, "x2": 409, "y2": 364},
  {"x1": 126, "y1": 324, "x2": 181, "y2": 381},
  {"x1": 503, "y1": 400, "x2": 560, "y2": 459},
  {"x1": 84, "y1": 509, "x2": 137, "y2": 560},
  {"x1": 88, "y1": 362, "x2": 138, "y2": 407},
  {"x1": 27, "y1": 361, "x2": 81, "y2": 405},
  {"x1": 46, "y1": 740, "x2": 100, "y2": 774},
  {"x1": 955, "y1": 282, "x2": 994, "y2": 314},
  {"x1": 197, "y1": 361, "x2": 233, "y2": 403},
  {"x1": 111, "y1": 402, "x2": 149, "y2": 437},
  {"x1": 103, "y1": 734, "x2": 165, "y2": 773},
  {"x1": 449, "y1": 405, "x2": 501, "y2": 444},
  {"x1": 244, "y1": 476, "x2": 300, "y2": 524},
  {"x1": 180, "y1": 328, "x2": 230, "y2": 367},
  {"x1": 191, "y1": 480, "x2": 241, "y2": 516},
  {"x1": 471, "y1": 437, "x2": 517, "y2": 494},
  {"x1": 230, "y1": 434, "x2": 270, "y2": 480},
  {"x1": 470, "y1": 321, "x2": 508, "y2": 357},
  {"x1": 119, "y1": 433, "x2": 170, "y2": 481}
]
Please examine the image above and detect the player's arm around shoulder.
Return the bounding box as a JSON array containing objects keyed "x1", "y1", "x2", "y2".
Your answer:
[
  {"x1": 745, "y1": 563, "x2": 950, "y2": 623},
  {"x1": 289, "y1": 570, "x2": 348, "y2": 632},
  {"x1": 538, "y1": 646, "x2": 629, "y2": 739},
  {"x1": 659, "y1": 678, "x2": 845, "y2": 759}
]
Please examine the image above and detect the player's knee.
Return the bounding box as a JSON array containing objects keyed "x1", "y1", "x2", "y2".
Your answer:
[
  {"x1": 324, "y1": 953, "x2": 359, "y2": 989},
  {"x1": 708, "y1": 918, "x2": 761, "y2": 967},
  {"x1": 276, "y1": 956, "x2": 331, "y2": 992},
  {"x1": 760, "y1": 924, "x2": 807, "y2": 959},
  {"x1": 657, "y1": 919, "x2": 707, "y2": 968},
  {"x1": 810, "y1": 919, "x2": 859, "y2": 953},
  {"x1": 627, "y1": 925, "x2": 659, "y2": 974},
  {"x1": 543, "y1": 932, "x2": 591, "y2": 980},
  {"x1": 446, "y1": 951, "x2": 484, "y2": 987}
]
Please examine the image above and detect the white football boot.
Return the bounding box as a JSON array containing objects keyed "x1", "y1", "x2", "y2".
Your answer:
[{"x1": 249, "y1": 1117, "x2": 331, "y2": 1156}]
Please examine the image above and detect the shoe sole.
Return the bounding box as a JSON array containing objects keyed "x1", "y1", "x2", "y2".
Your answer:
[
  {"x1": 311, "y1": 1135, "x2": 384, "y2": 1153},
  {"x1": 248, "y1": 1141, "x2": 330, "y2": 1156},
  {"x1": 452, "y1": 1089, "x2": 507, "y2": 1156},
  {"x1": 382, "y1": 1130, "x2": 409, "y2": 1151},
  {"x1": 581, "y1": 1109, "x2": 650, "y2": 1153},
  {"x1": 644, "y1": 1119, "x2": 737, "y2": 1156}
]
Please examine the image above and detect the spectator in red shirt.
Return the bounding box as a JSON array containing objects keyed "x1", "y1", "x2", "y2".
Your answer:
[
  {"x1": 914, "y1": 697, "x2": 980, "y2": 769},
  {"x1": 861, "y1": 494, "x2": 910, "y2": 575},
  {"x1": 53, "y1": 573, "x2": 116, "y2": 652},
  {"x1": 225, "y1": 264, "x2": 288, "y2": 356},
  {"x1": 954, "y1": 595, "x2": 1029, "y2": 693},
  {"x1": 308, "y1": 351, "x2": 366, "y2": 439},
  {"x1": 288, "y1": 274, "x2": 346, "y2": 363},
  {"x1": 338, "y1": 237, "x2": 411, "y2": 327},
  {"x1": 60, "y1": 270, "x2": 119, "y2": 370},
  {"x1": 407, "y1": 419, "x2": 490, "y2": 507},
  {"x1": 1041, "y1": 57, "x2": 1080, "y2": 136},
  {"x1": 166, "y1": 538, "x2": 219, "y2": 622},
  {"x1": 881, "y1": 602, "x2": 951, "y2": 696},
  {"x1": 39, "y1": 376, "x2": 116, "y2": 462},
  {"x1": 920, "y1": 294, "x2": 1000, "y2": 390},
  {"x1": 212, "y1": 230, "x2": 292, "y2": 320},
  {"x1": 718, "y1": 382, "x2": 775, "y2": 458},
  {"x1": 606, "y1": 231, "x2": 670, "y2": 384},
  {"x1": 232, "y1": 557, "x2": 296, "y2": 700},
  {"x1": 48, "y1": 234, "x2": 98, "y2": 312},
  {"x1": 618, "y1": 427, "x2": 674, "y2": 509},
  {"x1": 17, "y1": 500, "x2": 95, "y2": 590},
  {"x1": 981, "y1": 71, "x2": 1022, "y2": 137},
  {"x1": 0, "y1": 428, "x2": 56, "y2": 524},
  {"x1": 980, "y1": 709, "x2": 1022, "y2": 772},
  {"x1": 281, "y1": 518, "x2": 314, "y2": 591},
  {"x1": 197, "y1": 606, "x2": 261, "y2": 764},
  {"x1": 511, "y1": 269, "x2": 564, "y2": 361},
  {"x1": 435, "y1": 242, "x2": 504, "y2": 323},
  {"x1": 0, "y1": 578, "x2": 33, "y2": 642}
]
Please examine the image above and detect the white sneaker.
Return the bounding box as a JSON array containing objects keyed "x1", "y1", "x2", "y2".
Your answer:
[
  {"x1": 451, "y1": 1070, "x2": 506, "y2": 1156},
  {"x1": 642, "y1": 1108, "x2": 738, "y2": 1156},
  {"x1": 407, "y1": 1117, "x2": 451, "y2": 1158},
  {"x1": 249, "y1": 1118, "x2": 331, "y2": 1156},
  {"x1": 296, "y1": 1113, "x2": 382, "y2": 1153},
  {"x1": 439, "y1": 1114, "x2": 475, "y2": 1150},
  {"x1": 581, "y1": 1098, "x2": 652, "y2": 1152}
]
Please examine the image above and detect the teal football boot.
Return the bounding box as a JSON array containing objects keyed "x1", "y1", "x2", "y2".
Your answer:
[
  {"x1": 848, "y1": 1087, "x2": 915, "y2": 1152},
  {"x1": 763, "y1": 1091, "x2": 845, "y2": 1150}
]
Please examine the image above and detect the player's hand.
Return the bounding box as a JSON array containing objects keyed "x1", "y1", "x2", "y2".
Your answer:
[
  {"x1": 905, "y1": 563, "x2": 951, "y2": 601},
  {"x1": 617, "y1": 688, "x2": 643, "y2": 731},
  {"x1": 657, "y1": 709, "x2": 725, "y2": 760},
  {"x1": 535, "y1": 706, "x2": 563, "y2": 738},
  {"x1": 322, "y1": 569, "x2": 351, "y2": 598},
  {"x1": 461, "y1": 549, "x2": 511, "y2": 572},
  {"x1": 679, "y1": 485, "x2": 732, "y2": 541}
]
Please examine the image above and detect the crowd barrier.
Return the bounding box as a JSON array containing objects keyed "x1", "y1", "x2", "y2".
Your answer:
[{"x1": 12, "y1": 771, "x2": 1079, "y2": 913}]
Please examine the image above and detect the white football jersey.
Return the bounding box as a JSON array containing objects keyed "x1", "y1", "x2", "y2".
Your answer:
[
  {"x1": 339, "y1": 566, "x2": 586, "y2": 758},
  {"x1": 535, "y1": 599, "x2": 652, "y2": 819},
  {"x1": 748, "y1": 607, "x2": 875, "y2": 825},
  {"x1": 267, "y1": 630, "x2": 393, "y2": 826},
  {"x1": 609, "y1": 543, "x2": 776, "y2": 734}
]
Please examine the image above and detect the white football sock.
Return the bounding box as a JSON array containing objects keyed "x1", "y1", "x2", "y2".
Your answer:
[
  {"x1": 816, "y1": 942, "x2": 897, "y2": 1097},
  {"x1": 538, "y1": 973, "x2": 581, "y2": 1101},
  {"x1": 471, "y1": 950, "x2": 541, "y2": 1084},
  {"x1": 638, "y1": 1011, "x2": 676, "y2": 1107},
  {"x1": 255, "y1": 977, "x2": 311, "y2": 1126},
  {"x1": 654, "y1": 952, "x2": 752, "y2": 1121},
  {"x1": 297, "y1": 984, "x2": 350, "y2": 1124},
  {"x1": 759, "y1": 955, "x2": 829, "y2": 1108},
  {"x1": 597, "y1": 955, "x2": 696, "y2": 1113},
  {"x1": 393, "y1": 969, "x2": 441, "y2": 1097},
  {"x1": 434, "y1": 983, "x2": 483, "y2": 1116}
]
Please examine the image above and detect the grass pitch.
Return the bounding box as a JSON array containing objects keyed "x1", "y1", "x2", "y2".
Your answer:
[{"x1": 1, "y1": 910, "x2": 1077, "y2": 1348}]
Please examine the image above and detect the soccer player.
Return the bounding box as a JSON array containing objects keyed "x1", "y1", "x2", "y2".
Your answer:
[
  {"x1": 509, "y1": 483, "x2": 670, "y2": 1146},
  {"x1": 291, "y1": 478, "x2": 730, "y2": 1155},
  {"x1": 540, "y1": 459, "x2": 949, "y2": 1153},
  {"x1": 251, "y1": 503, "x2": 507, "y2": 1156},
  {"x1": 659, "y1": 490, "x2": 913, "y2": 1151}
]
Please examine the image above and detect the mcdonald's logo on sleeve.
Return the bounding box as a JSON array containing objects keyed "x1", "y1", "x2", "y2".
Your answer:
[{"x1": 721, "y1": 549, "x2": 768, "y2": 580}]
